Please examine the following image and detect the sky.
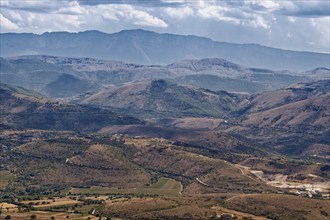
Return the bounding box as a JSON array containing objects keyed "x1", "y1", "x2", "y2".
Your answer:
[{"x1": 0, "y1": 0, "x2": 329, "y2": 53}]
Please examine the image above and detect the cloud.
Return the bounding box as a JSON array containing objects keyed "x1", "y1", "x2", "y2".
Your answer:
[
  {"x1": 309, "y1": 17, "x2": 330, "y2": 50},
  {"x1": 0, "y1": 1, "x2": 168, "y2": 31},
  {"x1": 94, "y1": 4, "x2": 168, "y2": 27},
  {"x1": 77, "y1": 0, "x2": 184, "y2": 7},
  {"x1": 276, "y1": 1, "x2": 330, "y2": 17},
  {"x1": 1, "y1": 0, "x2": 64, "y2": 13},
  {"x1": 249, "y1": 0, "x2": 279, "y2": 10},
  {"x1": 164, "y1": 6, "x2": 194, "y2": 19},
  {"x1": 0, "y1": 0, "x2": 328, "y2": 53},
  {"x1": 197, "y1": 4, "x2": 239, "y2": 25},
  {"x1": 0, "y1": 13, "x2": 19, "y2": 30},
  {"x1": 56, "y1": 1, "x2": 87, "y2": 15},
  {"x1": 195, "y1": 1, "x2": 273, "y2": 29},
  {"x1": 124, "y1": 6, "x2": 168, "y2": 27}
]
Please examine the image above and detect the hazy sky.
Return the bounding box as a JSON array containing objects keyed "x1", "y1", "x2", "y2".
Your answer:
[{"x1": 1, "y1": 0, "x2": 329, "y2": 53}]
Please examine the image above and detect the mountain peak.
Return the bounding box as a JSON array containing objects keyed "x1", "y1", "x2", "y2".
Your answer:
[
  {"x1": 118, "y1": 29, "x2": 156, "y2": 34},
  {"x1": 150, "y1": 79, "x2": 169, "y2": 89}
]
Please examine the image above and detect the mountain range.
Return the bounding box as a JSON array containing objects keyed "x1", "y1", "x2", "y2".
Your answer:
[
  {"x1": 1, "y1": 55, "x2": 325, "y2": 98},
  {"x1": 1, "y1": 29, "x2": 329, "y2": 71},
  {"x1": 2, "y1": 76, "x2": 328, "y2": 158},
  {"x1": 1, "y1": 29, "x2": 330, "y2": 220},
  {"x1": 78, "y1": 78, "x2": 329, "y2": 157}
]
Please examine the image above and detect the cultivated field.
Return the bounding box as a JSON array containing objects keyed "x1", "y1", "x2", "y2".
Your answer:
[
  {"x1": 0, "y1": 211, "x2": 98, "y2": 220},
  {"x1": 224, "y1": 194, "x2": 330, "y2": 220},
  {"x1": 69, "y1": 177, "x2": 182, "y2": 197},
  {"x1": 21, "y1": 197, "x2": 81, "y2": 208}
]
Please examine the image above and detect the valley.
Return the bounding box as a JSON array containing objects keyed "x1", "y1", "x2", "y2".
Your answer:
[{"x1": 0, "y1": 54, "x2": 329, "y2": 220}]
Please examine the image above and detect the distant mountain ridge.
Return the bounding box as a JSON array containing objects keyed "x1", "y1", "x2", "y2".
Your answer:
[
  {"x1": 1, "y1": 29, "x2": 329, "y2": 71},
  {"x1": 1, "y1": 55, "x2": 319, "y2": 98}
]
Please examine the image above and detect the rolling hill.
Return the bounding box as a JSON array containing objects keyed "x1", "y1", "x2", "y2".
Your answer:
[
  {"x1": 240, "y1": 80, "x2": 330, "y2": 128},
  {"x1": 0, "y1": 84, "x2": 141, "y2": 132},
  {"x1": 225, "y1": 80, "x2": 330, "y2": 155},
  {"x1": 1, "y1": 81, "x2": 329, "y2": 220},
  {"x1": 78, "y1": 79, "x2": 242, "y2": 118}
]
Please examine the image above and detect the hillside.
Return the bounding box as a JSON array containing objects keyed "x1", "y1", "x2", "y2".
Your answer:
[
  {"x1": 0, "y1": 84, "x2": 141, "y2": 132},
  {"x1": 1, "y1": 130, "x2": 328, "y2": 219},
  {"x1": 76, "y1": 79, "x2": 330, "y2": 156},
  {"x1": 1, "y1": 82, "x2": 329, "y2": 219},
  {"x1": 1, "y1": 30, "x2": 329, "y2": 71},
  {"x1": 78, "y1": 79, "x2": 242, "y2": 118},
  {"x1": 240, "y1": 80, "x2": 330, "y2": 128},
  {"x1": 225, "y1": 80, "x2": 330, "y2": 155},
  {"x1": 0, "y1": 130, "x2": 275, "y2": 194}
]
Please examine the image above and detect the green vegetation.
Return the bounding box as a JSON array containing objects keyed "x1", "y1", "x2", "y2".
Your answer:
[
  {"x1": 0, "y1": 171, "x2": 15, "y2": 189},
  {"x1": 0, "y1": 83, "x2": 45, "y2": 99},
  {"x1": 0, "y1": 76, "x2": 329, "y2": 220},
  {"x1": 224, "y1": 194, "x2": 330, "y2": 220},
  {"x1": 70, "y1": 178, "x2": 182, "y2": 197}
]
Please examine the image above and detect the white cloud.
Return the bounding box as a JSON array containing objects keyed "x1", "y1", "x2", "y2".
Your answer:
[
  {"x1": 130, "y1": 10, "x2": 168, "y2": 27},
  {"x1": 276, "y1": 0, "x2": 330, "y2": 17},
  {"x1": 0, "y1": 0, "x2": 329, "y2": 52},
  {"x1": 243, "y1": 0, "x2": 280, "y2": 10},
  {"x1": 196, "y1": 2, "x2": 273, "y2": 29},
  {"x1": 95, "y1": 4, "x2": 168, "y2": 27},
  {"x1": 287, "y1": 16, "x2": 296, "y2": 23},
  {"x1": 197, "y1": 4, "x2": 240, "y2": 25},
  {"x1": 245, "y1": 14, "x2": 271, "y2": 29},
  {"x1": 164, "y1": 7, "x2": 194, "y2": 19},
  {"x1": 1, "y1": 0, "x2": 63, "y2": 13},
  {"x1": 161, "y1": 0, "x2": 186, "y2": 3},
  {"x1": 56, "y1": 1, "x2": 87, "y2": 15},
  {"x1": 0, "y1": 13, "x2": 19, "y2": 30},
  {"x1": 1, "y1": 7, "x2": 84, "y2": 33},
  {"x1": 309, "y1": 17, "x2": 330, "y2": 51},
  {"x1": 256, "y1": 0, "x2": 279, "y2": 10},
  {"x1": 0, "y1": 2, "x2": 168, "y2": 32},
  {"x1": 0, "y1": 1, "x2": 9, "y2": 6},
  {"x1": 95, "y1": 5, "x2": 120, "y2": 21}
]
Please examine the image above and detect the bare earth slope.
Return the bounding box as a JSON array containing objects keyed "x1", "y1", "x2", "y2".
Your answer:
[{"x1": 226, "y1": 80, "x2": 330, "y2": 156}]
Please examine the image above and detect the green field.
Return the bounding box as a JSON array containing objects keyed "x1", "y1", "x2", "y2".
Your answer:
[
  {"x1": 0, "y1": 170, "x2": 15, "y2": 188},
  {"x1": 69, "y1": 178, "x2": 182, "y2": 197}
]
